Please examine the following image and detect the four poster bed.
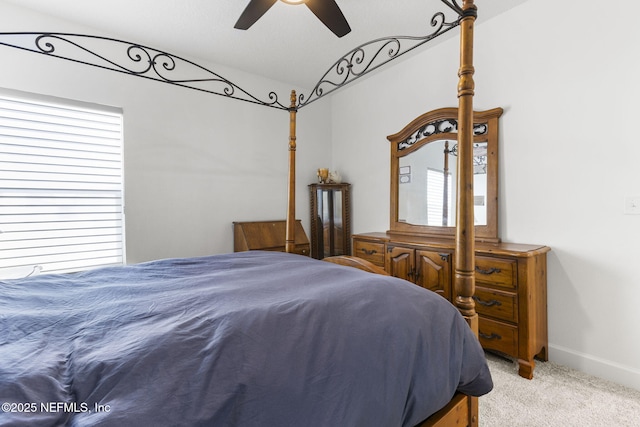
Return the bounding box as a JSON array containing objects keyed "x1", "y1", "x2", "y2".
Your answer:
[{"x1": 0, "y1": 1, "x2": 490, "y2": 426}]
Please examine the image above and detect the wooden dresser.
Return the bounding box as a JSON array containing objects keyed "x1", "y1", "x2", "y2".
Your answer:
[
  {"x1": 352, "y1": 232, "x2": 549, "y2": 379},
  {"x1": 233, "y1": 220, "x2": 310, "y2": 256}
]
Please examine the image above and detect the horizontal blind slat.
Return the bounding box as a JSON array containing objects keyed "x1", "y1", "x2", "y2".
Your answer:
[
  {"x1": 0, "y1": 249, "x2": 124, "y2": 270},
  {"x1": 1, "y1": 241, "x2": 123, "y2": 260},
  {"x1": 0, "y1": 213, "x2": 124, "y2": 225},
  {"x1": 1, "y1": 170, "x2": 122, "y2": 184},
  {"x1": 0, "y1": 117, "x2": 121, "y2": 140},
  {"x1": 0, "y1": 130, "x2": 121, "y2": 152},
  {"x1": 0, "y1": 152, "x2": 120, "y2": 169},
  {"x1": 1, "y1": 179, "x2": 122, "y2": 192},
  {"x1": 0, "y1": 188, "x2": 122, "y2": 198},
  {"x1": 0, "y1": 196, "x2": 121, "y2": 206},
  {"x1": 0, "y1": 205, "x2": 123, "y2": 215},
  {"x1": 0, "y1": 97, "x2": 121, "y2": 122},
  {"x1": 0, "y1": 106, "x2": 121, "y2": 130},
  {"x1": 1, "y1": 160, "x2": 121, "y2": 176},
  {"x1": 0, "y1": 136, "x2": 121, "y2": 158},
  {"x1": 0, "y1": 228, "x2": 122, "y2": 246},
  {"x1": 0, "y1": 219, "x2": 122, "y2": 233}
]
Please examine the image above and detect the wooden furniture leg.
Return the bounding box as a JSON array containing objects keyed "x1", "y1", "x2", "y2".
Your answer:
[{"x1": 518, "y1": 359, "x2": 535, "y2": 380}]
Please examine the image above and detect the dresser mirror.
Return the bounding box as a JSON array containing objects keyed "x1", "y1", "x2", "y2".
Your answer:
[{"x1": 388, "y1": 107, "x2": 503, "y2": 242}]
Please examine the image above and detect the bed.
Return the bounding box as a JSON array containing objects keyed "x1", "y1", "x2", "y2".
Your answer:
[
  {"x1": 1, "y1": 1, "x2": 488, "y2": 426},
  {"x1": 0, "y1": 250, "x2": 490, "y2": 426}
]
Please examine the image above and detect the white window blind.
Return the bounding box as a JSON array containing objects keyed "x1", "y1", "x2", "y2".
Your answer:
[
  {"x1": 0, "y1": 90, "x2": 124, "y2": 277},
  {"x1": 426, "y1": 168, "x2": 452, "y2": 226}
]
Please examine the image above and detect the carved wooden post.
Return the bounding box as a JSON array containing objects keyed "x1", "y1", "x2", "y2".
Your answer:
[
  {"x1": 285, "y1": 90, "x2": 297, "y2": 253},
  {"x1": 456, "y1": 6, "x2": 479, "y2": 425},
  {"x1": 455, "y1": 0, "x2": 478, "y2": 330}
]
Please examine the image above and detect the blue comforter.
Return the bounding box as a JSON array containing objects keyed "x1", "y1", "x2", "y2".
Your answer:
[{"x1": 0, "y1": 251, "x2": 491, "y2": 426}]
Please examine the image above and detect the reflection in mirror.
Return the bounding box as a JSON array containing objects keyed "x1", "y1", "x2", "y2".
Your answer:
[
  {"x1": 388, "y1": 107, "x2": 503, "y2": 242},
  {"x1": 398, "y1": 140, "x2": 488, "y2": 227},
  {"x1": 472, "y1": 143, "x2": 488, "y2": 225}
]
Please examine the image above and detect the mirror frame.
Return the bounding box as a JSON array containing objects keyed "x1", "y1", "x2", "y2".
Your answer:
[{"x1": 387, "y1": 107, "x2": 503, "y2": 242}]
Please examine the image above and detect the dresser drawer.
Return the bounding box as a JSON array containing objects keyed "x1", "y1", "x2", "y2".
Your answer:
[
  {"x1": 473, "y1": 286, "x2": 517, "y2": 323},
  {"x1": 475, "y1": 256, "x2": 517, "y2": 290},
  {"x1": 353, "y1": 240, "x2": 385, "y2": 267},
  {"x1": 478, "y1": 317, "x2": 518, "y2": 357}
]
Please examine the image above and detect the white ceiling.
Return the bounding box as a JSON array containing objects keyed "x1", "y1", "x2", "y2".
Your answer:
[{"x1": 2, "y1": 0, "x2": 526, "y2": 89}]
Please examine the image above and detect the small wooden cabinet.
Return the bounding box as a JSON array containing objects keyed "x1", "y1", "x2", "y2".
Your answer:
[
  {"x1": 309, "y1": 183, "x2": 351, "y2": 259},
  {"x1": 386, "y1": 245, "x2": 452, "y2": 300},
  {"x1": 233, "y1": 220, "x2": 310, "y2": 256},
  {"x1": 353, "y1": 232, "x2": 549, "y2": 379}
]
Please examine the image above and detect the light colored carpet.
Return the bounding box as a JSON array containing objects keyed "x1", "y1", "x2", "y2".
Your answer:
[{"x1": 480, "y1": 353, "x2": 640, "y2": 426}]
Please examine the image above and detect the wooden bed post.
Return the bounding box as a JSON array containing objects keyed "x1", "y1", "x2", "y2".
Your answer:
[
  {"x1": 454, "y1": 0, "x2": 478, "y2": 332},
  {"x1": 285, "y1": 90, "x2": 297, "y2": 253},
  {"x1": 455, "y1": 2, "x2": 479, "y2": 426}
]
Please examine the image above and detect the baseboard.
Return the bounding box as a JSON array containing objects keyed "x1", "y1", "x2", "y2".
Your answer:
[{"x1": 549, "y1": 344, "x2": 640, "y2": 391}]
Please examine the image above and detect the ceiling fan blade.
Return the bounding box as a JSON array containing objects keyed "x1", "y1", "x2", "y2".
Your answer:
[
  {"x1": 305, "y1": 0, "x2": 351, "y2": 37},
  {"x1": 234, "y1": 0, "x2": 278, "y2": 30}
]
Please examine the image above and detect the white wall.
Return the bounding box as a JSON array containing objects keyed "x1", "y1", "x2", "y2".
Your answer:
[
  {"x1": 0, "y1": 2, "x2": 331, "y2": 264},
  {"x1": 332, "y1": 0, "x2": 640, "y2": 390}
]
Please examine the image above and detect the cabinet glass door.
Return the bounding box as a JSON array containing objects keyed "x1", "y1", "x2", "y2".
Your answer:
[
  {"x1": 320, "y1": 188, "x2": 343, "y2": 256},
  {"x1": 309, "y1": 183, "x2": 351, "y2": 259}
]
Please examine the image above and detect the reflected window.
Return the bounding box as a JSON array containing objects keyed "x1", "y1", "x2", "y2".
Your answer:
[{"x1": 426, "y1": 168, "x2": 453, "y2": 226}]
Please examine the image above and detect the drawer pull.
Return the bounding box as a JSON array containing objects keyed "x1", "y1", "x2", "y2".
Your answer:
[
  {"x1": 479, "y1": 332, "x2": 502, "y2": 341},
  {"x1": 361, "y1": 248, "x2": 378, "y2": 255},
  {"x1": 473, "y1": 296, "x2": 502, "y2": 307},
  {"x1": 476, "y1": 266, "x2": 501, "y2": 275}
]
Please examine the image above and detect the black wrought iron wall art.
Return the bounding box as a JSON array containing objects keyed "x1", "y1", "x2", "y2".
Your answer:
[{"x1": 0, "y1": 0, "x2": 466, "y2": 112}]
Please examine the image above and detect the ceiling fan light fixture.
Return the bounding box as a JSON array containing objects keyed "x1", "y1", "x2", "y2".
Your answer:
[{"x1": 236, "y1": 0, "x2": 350, "y2": 38}]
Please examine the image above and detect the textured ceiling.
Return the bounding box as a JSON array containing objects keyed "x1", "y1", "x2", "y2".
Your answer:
[{"x1": 1, "y1": 0, "x2": 527, "y2": 89}]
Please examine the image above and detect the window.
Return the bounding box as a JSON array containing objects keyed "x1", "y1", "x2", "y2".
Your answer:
[{"x1": 0, "y1": 89, "x2": 124, "y2": 277}]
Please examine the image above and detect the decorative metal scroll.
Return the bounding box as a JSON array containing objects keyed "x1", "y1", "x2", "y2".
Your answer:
[
  {"x1": 297, "y1": 0, "x2": 464, "y2": 109},
  {"x1": 0, "y1": 32, "x2": 289, "y2": 109},
  {"x1": 398, "y1": 118, "x2": 488, "y2": 151},
  {"x1": 0, "y1": 0, "x2": 466, "y2": 112}
]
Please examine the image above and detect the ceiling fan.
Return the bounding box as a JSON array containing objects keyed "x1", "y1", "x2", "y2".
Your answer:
[{"x1": 234, "y1": 0, "x2": 351, "y2": 38}]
